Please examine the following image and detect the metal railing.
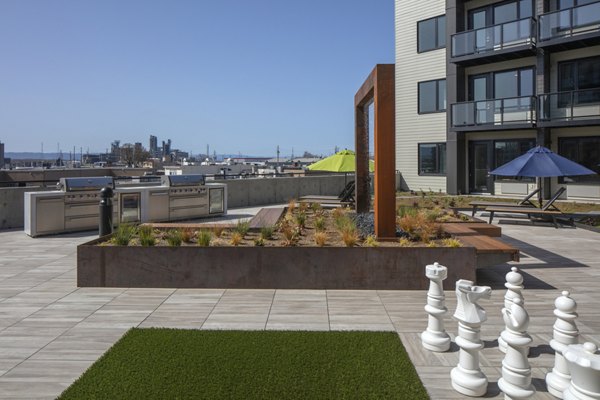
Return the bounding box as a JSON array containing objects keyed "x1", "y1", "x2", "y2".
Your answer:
[
  {"x1": 451, "y1": 96, "x2": 536, "y2": 128},
  {"x1": 539, "y1": 1, "x2": 600, "y2": 41},
  {"x1": 539, "y1": 88, "x2": 600, "y2": 121},
  {"x1": 451, "y1": 17, "x2": 536, "y2": 58}
]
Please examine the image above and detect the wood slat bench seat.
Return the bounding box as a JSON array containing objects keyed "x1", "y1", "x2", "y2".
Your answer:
[
  {"x1": 469, "y1": 201, "x2": 531, "y2": 216},
  {"x1": 442, "y1": 223, "x2": 501, "y2": 237},
  {"x1": 459, "y1": 235, "x2": 520, "y2": 263},
  {"x1": 486, "y1": 207, "x2": 565, "y2": 229},
  {"x1": 248, "y1": 207, "x2": 286, "y2": 230}
]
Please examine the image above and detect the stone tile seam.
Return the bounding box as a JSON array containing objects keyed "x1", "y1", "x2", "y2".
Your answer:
[
  {"x1": 134, "y1": 288, "x2": 177, "y2": 328},
  {"x1": 263, "y1": 289, "x2": 277, "y2": 330},
  {"x1": 198, "y1": 289, "x2": 226, "y2": 330}
]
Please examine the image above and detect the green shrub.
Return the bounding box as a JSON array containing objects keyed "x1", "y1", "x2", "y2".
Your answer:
[
  {"x1": 197, "y1": 230, "x2": 212, "y2": 247},
  {"x1": 112, "y1": 224, "x2": 136, "y2": 246},
  {"x1": 364, "y1": 235, "x2": 379, "y2": 247},
  {"x1": 295, "y1": 211, "x2": 306, "y2": 228},
  {"x1": 138, "y1": 225, "x2": 155, "y2": 247},
  {"x1": 166, "y1": 229, "x2": 183, "y2": 247},
  {"x1": 260, "y1": 226, "x2": 274, "y2": 240},
  {"x1": 234, "y1": 219, "x2": 250, "y2": 237},
  {"x1": 254, "y1": 237, "x2": 265, "y2": 246},
  {"x1": 314, "y1": 216, "x2": 326, "y2": 232}
]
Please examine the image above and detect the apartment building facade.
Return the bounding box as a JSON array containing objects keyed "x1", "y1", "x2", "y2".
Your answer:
[{"x1": 396, "y1": 0, "x2": 600, "y2": 201}]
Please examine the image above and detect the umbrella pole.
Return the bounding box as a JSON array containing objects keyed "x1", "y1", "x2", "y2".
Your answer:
[{"x1": 537, "y1": 177, "x2": 542, "y2": 208}]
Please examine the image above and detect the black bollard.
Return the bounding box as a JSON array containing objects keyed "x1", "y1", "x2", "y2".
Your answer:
[{"x1": 99, "y1": 187, "x2": 114, "y2": 237}]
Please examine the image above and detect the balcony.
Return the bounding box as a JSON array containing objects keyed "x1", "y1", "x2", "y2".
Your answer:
[
  {"x1": 450, "y1": 18, "x2": 536, "y2": 66},
  {"x1": 538, "y1": 1, "x2": 600, "y2": 50},
  {"x1": 539, "y1": 89, "x2": 600, "y2": 127},
  {"x1": 451, "y1": 96, "x2": 536, "y2": 131}
]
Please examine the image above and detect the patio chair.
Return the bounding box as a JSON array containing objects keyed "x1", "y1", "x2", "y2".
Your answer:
[
  {"x1": 486, "y1": 187, "x2": 571, "y2": 228},
  {"x1": 469, "y1": 188, "x2": 541, "y2": 216},
  {"x1": 299, "y1": 180, "x2": 355, "y2": 205}
]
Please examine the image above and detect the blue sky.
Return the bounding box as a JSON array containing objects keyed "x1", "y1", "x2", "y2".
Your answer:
[{"x1": 0, "y1": 0, "x2": 394, "y2": 156}]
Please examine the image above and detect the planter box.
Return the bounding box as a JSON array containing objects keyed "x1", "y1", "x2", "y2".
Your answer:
[{"x1": 78, "y1": 238, "x2": 477, "y2": 290}]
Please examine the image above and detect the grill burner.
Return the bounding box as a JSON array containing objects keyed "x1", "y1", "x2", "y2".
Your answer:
[{"x1": 59, "y1": 177, "x2": 114, "y2": 192}]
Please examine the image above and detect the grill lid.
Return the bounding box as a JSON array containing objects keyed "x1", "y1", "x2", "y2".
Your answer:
[
  {"x1": 59, "y1": 177, "x2": 114, "y2": 192},
  {"x1": 161, "y1": 174, "x2": 205, "y2": 187}
]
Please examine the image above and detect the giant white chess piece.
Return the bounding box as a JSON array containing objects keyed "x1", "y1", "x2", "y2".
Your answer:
[
  {"x1": 421, "y1": 262, "x2": 451, "y2": 352},
  {"x1": 546, "y1": 291, "x2": 580, "y2": 399},
  {"x1": 499, "y1": 267, "x2": 524, "y2": 353},
  {"x1": 498, "y1": 298, "x2": 535, "y2": 399},
  {"x1": 451, "y1": 279, "x2": 492, "y2": 397},
  {"x1": 563, "y1": 342, "x2": 600, "y2": 400}
]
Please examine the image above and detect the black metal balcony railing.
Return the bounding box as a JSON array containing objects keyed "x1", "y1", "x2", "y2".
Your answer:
[
  {"x1": 451, "y1": 18, "x2": 536, "y2": 58},
  {"x1": 539, "y1": 88, "x2": 600, "y2": 121},
  {"x1": 539, "y1": 1, "x2": 600, "y2": 41},
  {"x1": 451, "y1": 96, "x2": 536, "y2": 128}
]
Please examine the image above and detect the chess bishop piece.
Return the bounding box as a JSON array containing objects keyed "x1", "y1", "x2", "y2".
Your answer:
[
  {"x1": 498, "y1": 298, "x2": 535, "y2": 399},
  {"x1": 421, "y1": 262, "x2": 451, "y2": 352},
  {"x1": 451, "y1": 279, "x2": 492, "y2": 397},
  {"x1": 546, "y1": 291, "x2": 580, "y2": 399},
  {"x1": 499, "y1": 267, "x2": 525, "y2": 354}
]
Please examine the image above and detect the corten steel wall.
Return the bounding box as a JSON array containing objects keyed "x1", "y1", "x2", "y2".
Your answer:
[{"x1": 78, "y1": 244, "x2": 477, "y2": 290}]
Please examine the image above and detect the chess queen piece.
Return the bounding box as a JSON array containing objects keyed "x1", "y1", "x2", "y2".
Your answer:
[
  {"x1": 563, "y1": 342, "x2": 600, "y2": 400},
  {"x1": 499, "y1": 267, "x2": 525, "y2": 353},
  {"x1": 546, "y1": 291, "x2": 580, "y2": 399},
  {"x1": 451, "y1": 279, "x2": 492, "y2": 397},
  {"x1": 421, "y1": 262, "x2": 451, "y2": 352},
  {"x1": 498, "y1": 298, "x2": 535, "y2": 399}
]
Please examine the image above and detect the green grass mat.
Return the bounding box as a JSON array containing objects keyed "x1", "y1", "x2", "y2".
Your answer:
[{"x1": 58, "y1": 329, "x2": 429, "y2": 400}]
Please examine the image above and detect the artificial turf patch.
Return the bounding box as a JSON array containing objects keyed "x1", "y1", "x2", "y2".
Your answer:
[{"x1": 58, "y1": 329, "x2": 429, "y2": 399}]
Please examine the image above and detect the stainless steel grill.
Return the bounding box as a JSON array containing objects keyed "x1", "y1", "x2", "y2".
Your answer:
[
  {"x1": 59, "y1": 176, "x2": 114, "y2": 192},
  {"x1": 161, "y1": 175, "x2": 208, "y2": 220},
  {"x1": 161, "y1": 174, "x2": 205, "y2": 187}
]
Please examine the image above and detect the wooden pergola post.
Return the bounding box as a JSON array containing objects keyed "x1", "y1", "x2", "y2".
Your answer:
[{"x1": 354, "y1": 64, "x2": 396, "y2": 239}]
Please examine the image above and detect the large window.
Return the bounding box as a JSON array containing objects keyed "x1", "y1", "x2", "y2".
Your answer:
[
  {"x1": 550, "y1": 0, "x2": 598, "y2": 11},
  {"x1": 418, "y1": 15, "x2": 446, "y2": 53},
  {"x1": 418, "y1": 79, "x2": 446, "y2": 113},
  {"x1": 558, "y1": 56, "x2": 600, "y2": 104},
  {"x1": 558, "y1": 136, "x2": 600, "y2": 183},
  {"x1": 494, "y1": 139, "x2": 536, "y2": 181},
  {"x1": 418, "y1": 143, "x2": 446, "y2": 175}
]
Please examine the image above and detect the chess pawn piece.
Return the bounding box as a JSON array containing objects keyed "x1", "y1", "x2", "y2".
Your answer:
[
  {"x1": 499, "y1": 267, "x2": 525, "y2": 354},
  {"x1": 421, "y1": 262, "x2": 451, "y2": 352},
  {"x1": 563, "y1": 342, "x2": 600, "y2": 400},
  {"x1": 546, "y1": 291, "x2": 580, "y2": 399},
  {"x1": 451, "y1": 279, "x2": 492, "y2": 397},
  {"x1": 498, "y1": 298, "x2": 535, "y2": 399}
]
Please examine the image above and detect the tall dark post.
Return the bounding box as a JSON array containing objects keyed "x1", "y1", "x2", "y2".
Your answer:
[{"x1": 99, "y1": 187, "x2": 114, "y2": 237}]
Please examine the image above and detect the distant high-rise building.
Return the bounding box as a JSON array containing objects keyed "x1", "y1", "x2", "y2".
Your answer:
[
  {"x1": 149, "y1": 135, "x2": 158, "y2": 157},
  {"x1": 162, "y1": 139, "x2": 171, "y2": 157},
  {"x1": 0, "y1": 141, "x2": 4, "y2": 168}
]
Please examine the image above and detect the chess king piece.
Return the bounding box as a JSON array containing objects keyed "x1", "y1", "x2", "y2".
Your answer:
[
  {"x1": 451, "y1": 279, "x2": 492, "y2": 397},
  {"x1": 546, "y1": 291, "x2": 580, "y2": 399},
  {"x1": 563, "y1": 342, "x2": 600, "y2": 400},
  {"x1": 421, "y1": 262, "x2": 451, "y2": 352},
  {"x1": 499, "y1": 267, "x2": 525, "y2": 354},
  {"x1": 498, "y1": 298, "x2": 535, "y2": 399}
]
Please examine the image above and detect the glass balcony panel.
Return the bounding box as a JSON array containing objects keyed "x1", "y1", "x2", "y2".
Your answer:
[
  {"x1": 451, "y1": 18, "x2": 534, "y2": 58},
  {"x1": 539, "y1": 89, "x2": 600, "y2": 121},
  {"x1": 452, "y1": 96, "x2": 535, "y2": 128},
  {"x1": 539, "y1": 1, "x2": 600, "y2": 41}
]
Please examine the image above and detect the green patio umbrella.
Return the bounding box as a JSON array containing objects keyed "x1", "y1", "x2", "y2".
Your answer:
[{"x1": 306, "y1": 150, "x2": 375, "y2": 172}]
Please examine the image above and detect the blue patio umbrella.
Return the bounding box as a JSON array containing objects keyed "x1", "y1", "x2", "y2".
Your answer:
[{"x1": 490, "y1": 145, "x2": 596, "y2": 205}]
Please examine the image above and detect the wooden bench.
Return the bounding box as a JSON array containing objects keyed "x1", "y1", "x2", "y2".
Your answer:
[
  {"x1": 459, "y1": 235, "x2": 520, "y2": 262},
  {"x1": 442, "y1": 223, "x2": 501, "y2": 237},
  {"x1": 486, "y1": 206, "x2": 566, "y2": 229},
  {"x1": 248, "y1": 207, "x2": 286, "y2": 230}
]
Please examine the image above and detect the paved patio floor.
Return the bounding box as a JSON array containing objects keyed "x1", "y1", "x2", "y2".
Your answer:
[{"x1": 0, "y1": 208, "x2": 598, "y2": 399}]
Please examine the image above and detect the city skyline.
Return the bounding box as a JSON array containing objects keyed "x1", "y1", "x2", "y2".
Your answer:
[{"x1": 0, "y1": 1, "x2": 393, "y2": 155}]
